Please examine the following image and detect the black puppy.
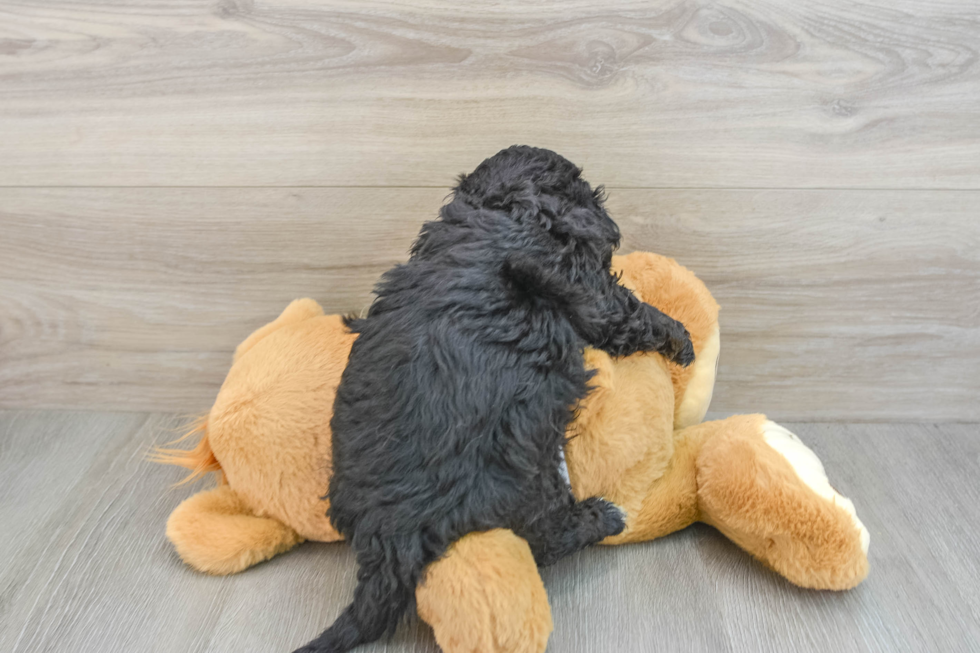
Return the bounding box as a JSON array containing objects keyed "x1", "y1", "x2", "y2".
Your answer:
[{"x1": 295, "y1": 146, "x2": 694, "y2": 653}]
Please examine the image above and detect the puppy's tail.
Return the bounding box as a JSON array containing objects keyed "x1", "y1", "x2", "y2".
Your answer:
[{"x1": 294, "y1": 533, "x2": 436, "y2": 653}]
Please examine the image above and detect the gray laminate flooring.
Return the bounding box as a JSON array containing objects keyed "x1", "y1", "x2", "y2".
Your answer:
[{"x1": 1, "y1": 411, "x2": 978, "y2": 653}]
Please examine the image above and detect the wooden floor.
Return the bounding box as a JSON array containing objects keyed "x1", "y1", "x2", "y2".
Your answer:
[{"x1": 1, "y1": 410, "x2": 978, "y2": 653}]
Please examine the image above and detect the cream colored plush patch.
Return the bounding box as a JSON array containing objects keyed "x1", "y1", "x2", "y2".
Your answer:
[
  {"x1": 762, "y1": 421, "x2": 870, "y2": 554},
  {"x1": 675, "y1": 326, "x2": 720, "y2": 430},
  {"x1": 557, "y1": 448, "x2": 570, "y2": 486}
]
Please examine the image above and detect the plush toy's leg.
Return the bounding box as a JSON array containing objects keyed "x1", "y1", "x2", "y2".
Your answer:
[
  {"x1": 601, "y1": 419, "x2": 718, "y2": 545},
  {"x1": 695, "y1": 415, "x2": 870, "y2": 590},
  {"x1": 416, "y1": 530, "x2": 552, "y2": 653},
  {"x1": 167, "y1": 485, "x2": 304, "y2": 575}
]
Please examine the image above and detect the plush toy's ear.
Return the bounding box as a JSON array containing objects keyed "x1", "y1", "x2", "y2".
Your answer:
[
  {"x1": 613, "y1": 253, "x2": 720, "y2": 429},
  {"x1": 234, "y1": 298, "x2": 324, "y2": 363}
]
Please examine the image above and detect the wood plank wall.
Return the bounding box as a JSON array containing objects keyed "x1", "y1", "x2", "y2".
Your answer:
[{"x1": 1, "y1": 0, "x2": 978, "y2": 420}]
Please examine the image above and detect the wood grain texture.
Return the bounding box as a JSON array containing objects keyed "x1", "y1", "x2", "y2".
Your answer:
[
  {"x1": 1, "y1": 188, "x2": 977, "y2": 420},
  {"x1": 1, "y1": 411, "x2": 978, "y2": 652},
  {"x1": 1, "y1": 0, "x2": 979, "y2": 187}
]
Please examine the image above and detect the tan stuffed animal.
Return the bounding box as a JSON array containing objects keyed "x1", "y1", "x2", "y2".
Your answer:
[{"x1": 156, "y1": 252, "x2": 869, "y2": 653}]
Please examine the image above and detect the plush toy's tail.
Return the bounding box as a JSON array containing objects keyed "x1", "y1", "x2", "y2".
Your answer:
[
  {"x1": 148, "y1": 416, "x2": 222, "y2": 485},
  {"x1": 151, "y1": 418, "x2": 303, "y2": 575}
]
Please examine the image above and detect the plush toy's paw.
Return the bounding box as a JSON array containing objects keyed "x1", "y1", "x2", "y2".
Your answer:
[
  {"x1": 696, "y1": 415, "x2": 870, "y2": 590},
  {"x1": 761, "y1": 421, "x2": 870, "y2": 555}
]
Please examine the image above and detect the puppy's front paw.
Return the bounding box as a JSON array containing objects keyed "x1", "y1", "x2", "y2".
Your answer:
[{"x1": 662, "y1": 322, "x2": 695, "y2": 367}]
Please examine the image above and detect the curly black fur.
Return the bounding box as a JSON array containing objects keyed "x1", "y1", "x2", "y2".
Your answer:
[{"x1": 294, "y1": 146, "x2": 694, "y2": 653}]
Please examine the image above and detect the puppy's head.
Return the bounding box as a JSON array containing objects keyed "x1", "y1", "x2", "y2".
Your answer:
[{"x1": 449, "y1": 145, "x2": 620, "y2": 277}]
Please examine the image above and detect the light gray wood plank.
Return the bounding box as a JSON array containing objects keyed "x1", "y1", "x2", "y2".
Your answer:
[
  {"x1": 2, "y1": 188, "x2": 977, "y2": 420},
  {"x1": 1, "y1": 0, "x2": 978, "y2": 187},
  {"x1": 0, "y1": 410, "x2": 149, "y2": 602},
  {"x1": 2, "y1": 412, "x2": 979, "y2": 652},
  {"x1": 543, "y1": 528, "x2": 733, "y2": 653}
]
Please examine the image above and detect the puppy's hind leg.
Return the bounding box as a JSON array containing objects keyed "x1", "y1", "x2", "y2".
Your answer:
[{"x1": 519, "y1": 496, "x2": 626, "y2": 568}]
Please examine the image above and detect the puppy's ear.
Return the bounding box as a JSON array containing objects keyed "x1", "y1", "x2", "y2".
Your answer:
[
  {"x1": 549, "y1": 205, "x2": 620, "y2": 250},
  {"x1": 501, "y1": 253, "x2": 610, "y2": 341},
  {"x1": 502, "y1": 253, "x2": 589, "y2": 308}
]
